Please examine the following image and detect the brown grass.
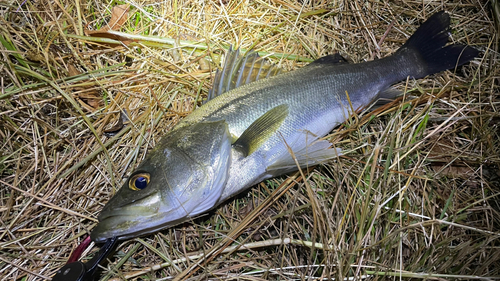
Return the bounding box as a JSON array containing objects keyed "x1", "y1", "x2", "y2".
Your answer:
[{"x1": 0, "y1": 0, "x2": 498, "y2": 280}]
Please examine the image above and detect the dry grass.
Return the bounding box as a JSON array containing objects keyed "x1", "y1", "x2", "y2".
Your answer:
[{"x1": 0, "y1": 0, "x2": 498, "y2": 280}]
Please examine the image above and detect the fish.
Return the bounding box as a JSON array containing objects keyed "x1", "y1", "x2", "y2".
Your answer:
[{"x1": 90, "y1": 11, "x2": 478, "y2": 243}]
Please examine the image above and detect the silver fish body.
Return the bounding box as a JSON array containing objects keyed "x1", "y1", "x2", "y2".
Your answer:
[
  {"x1": 181, "y1": 54, "x2": 409, "y2": 201},
  {"x1": 91, "y1": 11, "x2": 478, "y2": 242}
]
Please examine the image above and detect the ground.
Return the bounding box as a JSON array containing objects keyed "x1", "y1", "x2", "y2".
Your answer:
[{"x1": 0, "y1": 0, "x2": 498, "y2": 280}]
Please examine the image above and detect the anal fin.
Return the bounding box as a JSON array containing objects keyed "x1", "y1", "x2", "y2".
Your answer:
[
  {"x1": 374, "y1": 87, "x2": 403, "y2": 106},
  {"x1": 267, "y1": 138, "x2": 342, "y2": 176}
]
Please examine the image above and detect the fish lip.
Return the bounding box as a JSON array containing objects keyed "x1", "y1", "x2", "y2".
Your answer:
[
  {"x1": 97, "y1": 190, "x2": 161, "y2": 221},
  {"x1": 91, "y1": 213, "x2": 157, "y2": 242},
  {"x1": 97, "y1": 207, "x2": 129, "y2": 221},
  {"x1": 92, "y1": 191, "x2": 162, "y2": 242},
  {"x1": 97, "y1": 204, "x2": 159, "y2": 222},
  {"x1": 91, "y1": 212, "x2": 194, "y2": 243}
]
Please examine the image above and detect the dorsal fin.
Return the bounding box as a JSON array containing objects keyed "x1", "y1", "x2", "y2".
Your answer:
[
  {"x1": 306, "y1": 53, "x2": 349, "y2": 67},
  {"x1": 207, "y1": 47, "x2": 283, "y2": 102}
]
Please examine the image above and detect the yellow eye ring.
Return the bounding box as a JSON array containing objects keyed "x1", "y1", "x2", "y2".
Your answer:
[{"x1": 129, "y1": 173, "x2": 150, "y2": 191}]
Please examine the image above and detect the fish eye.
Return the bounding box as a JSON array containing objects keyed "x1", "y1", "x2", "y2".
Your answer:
[{"x1": 129, "y1": 173, "x2": 150, "y2": 191}]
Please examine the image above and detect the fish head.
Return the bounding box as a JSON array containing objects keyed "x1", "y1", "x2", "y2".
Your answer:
[{"x1": 91, "y1": 120, "x2": 232, "y2": 242}]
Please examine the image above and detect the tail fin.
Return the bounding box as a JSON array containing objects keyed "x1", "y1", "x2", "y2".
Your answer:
[{"x1": 396, "y1": 11, "x2": 479, "y2": 78}]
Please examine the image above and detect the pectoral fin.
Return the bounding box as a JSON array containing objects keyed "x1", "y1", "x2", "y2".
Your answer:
[{"x1": 233, "y1": 104, "x2": 289, "y2": 157}]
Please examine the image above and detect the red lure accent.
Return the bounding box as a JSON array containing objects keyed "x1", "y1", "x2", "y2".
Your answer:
[{"x1": 67, "y1": 236, "x2": 92, "y2": 263}]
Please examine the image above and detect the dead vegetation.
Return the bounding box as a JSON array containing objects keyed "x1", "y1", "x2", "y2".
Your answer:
[{"x1": 0, "y1": 0, "x2": 498, "y2": 280}]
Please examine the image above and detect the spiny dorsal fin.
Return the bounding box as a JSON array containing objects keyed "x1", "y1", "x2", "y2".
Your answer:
[
  {"x1": 207, "y1": 46, "x2": 283, "y2": 102},
  {"x1": 233, "y1": 104, "x2": 289, "y2": 157}
]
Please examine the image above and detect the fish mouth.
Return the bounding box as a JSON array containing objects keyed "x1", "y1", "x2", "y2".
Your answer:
[
  {"x1": 91, "y1": 192, "x2": 162, "y2": 242},
  {"x1": 91, "y1": 213, "x2": 155, "y2": 243},
  {"x1": 91, "y1": 211, "x2": 189, "y2": 243},
  {"x1": 97, "y1": 205, "x2": 156, "y2": 222}
]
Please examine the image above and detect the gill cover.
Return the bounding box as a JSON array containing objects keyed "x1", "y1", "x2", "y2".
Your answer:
[{"x1": 91, "y1": 120, "x2": 232, "y2": 242}]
